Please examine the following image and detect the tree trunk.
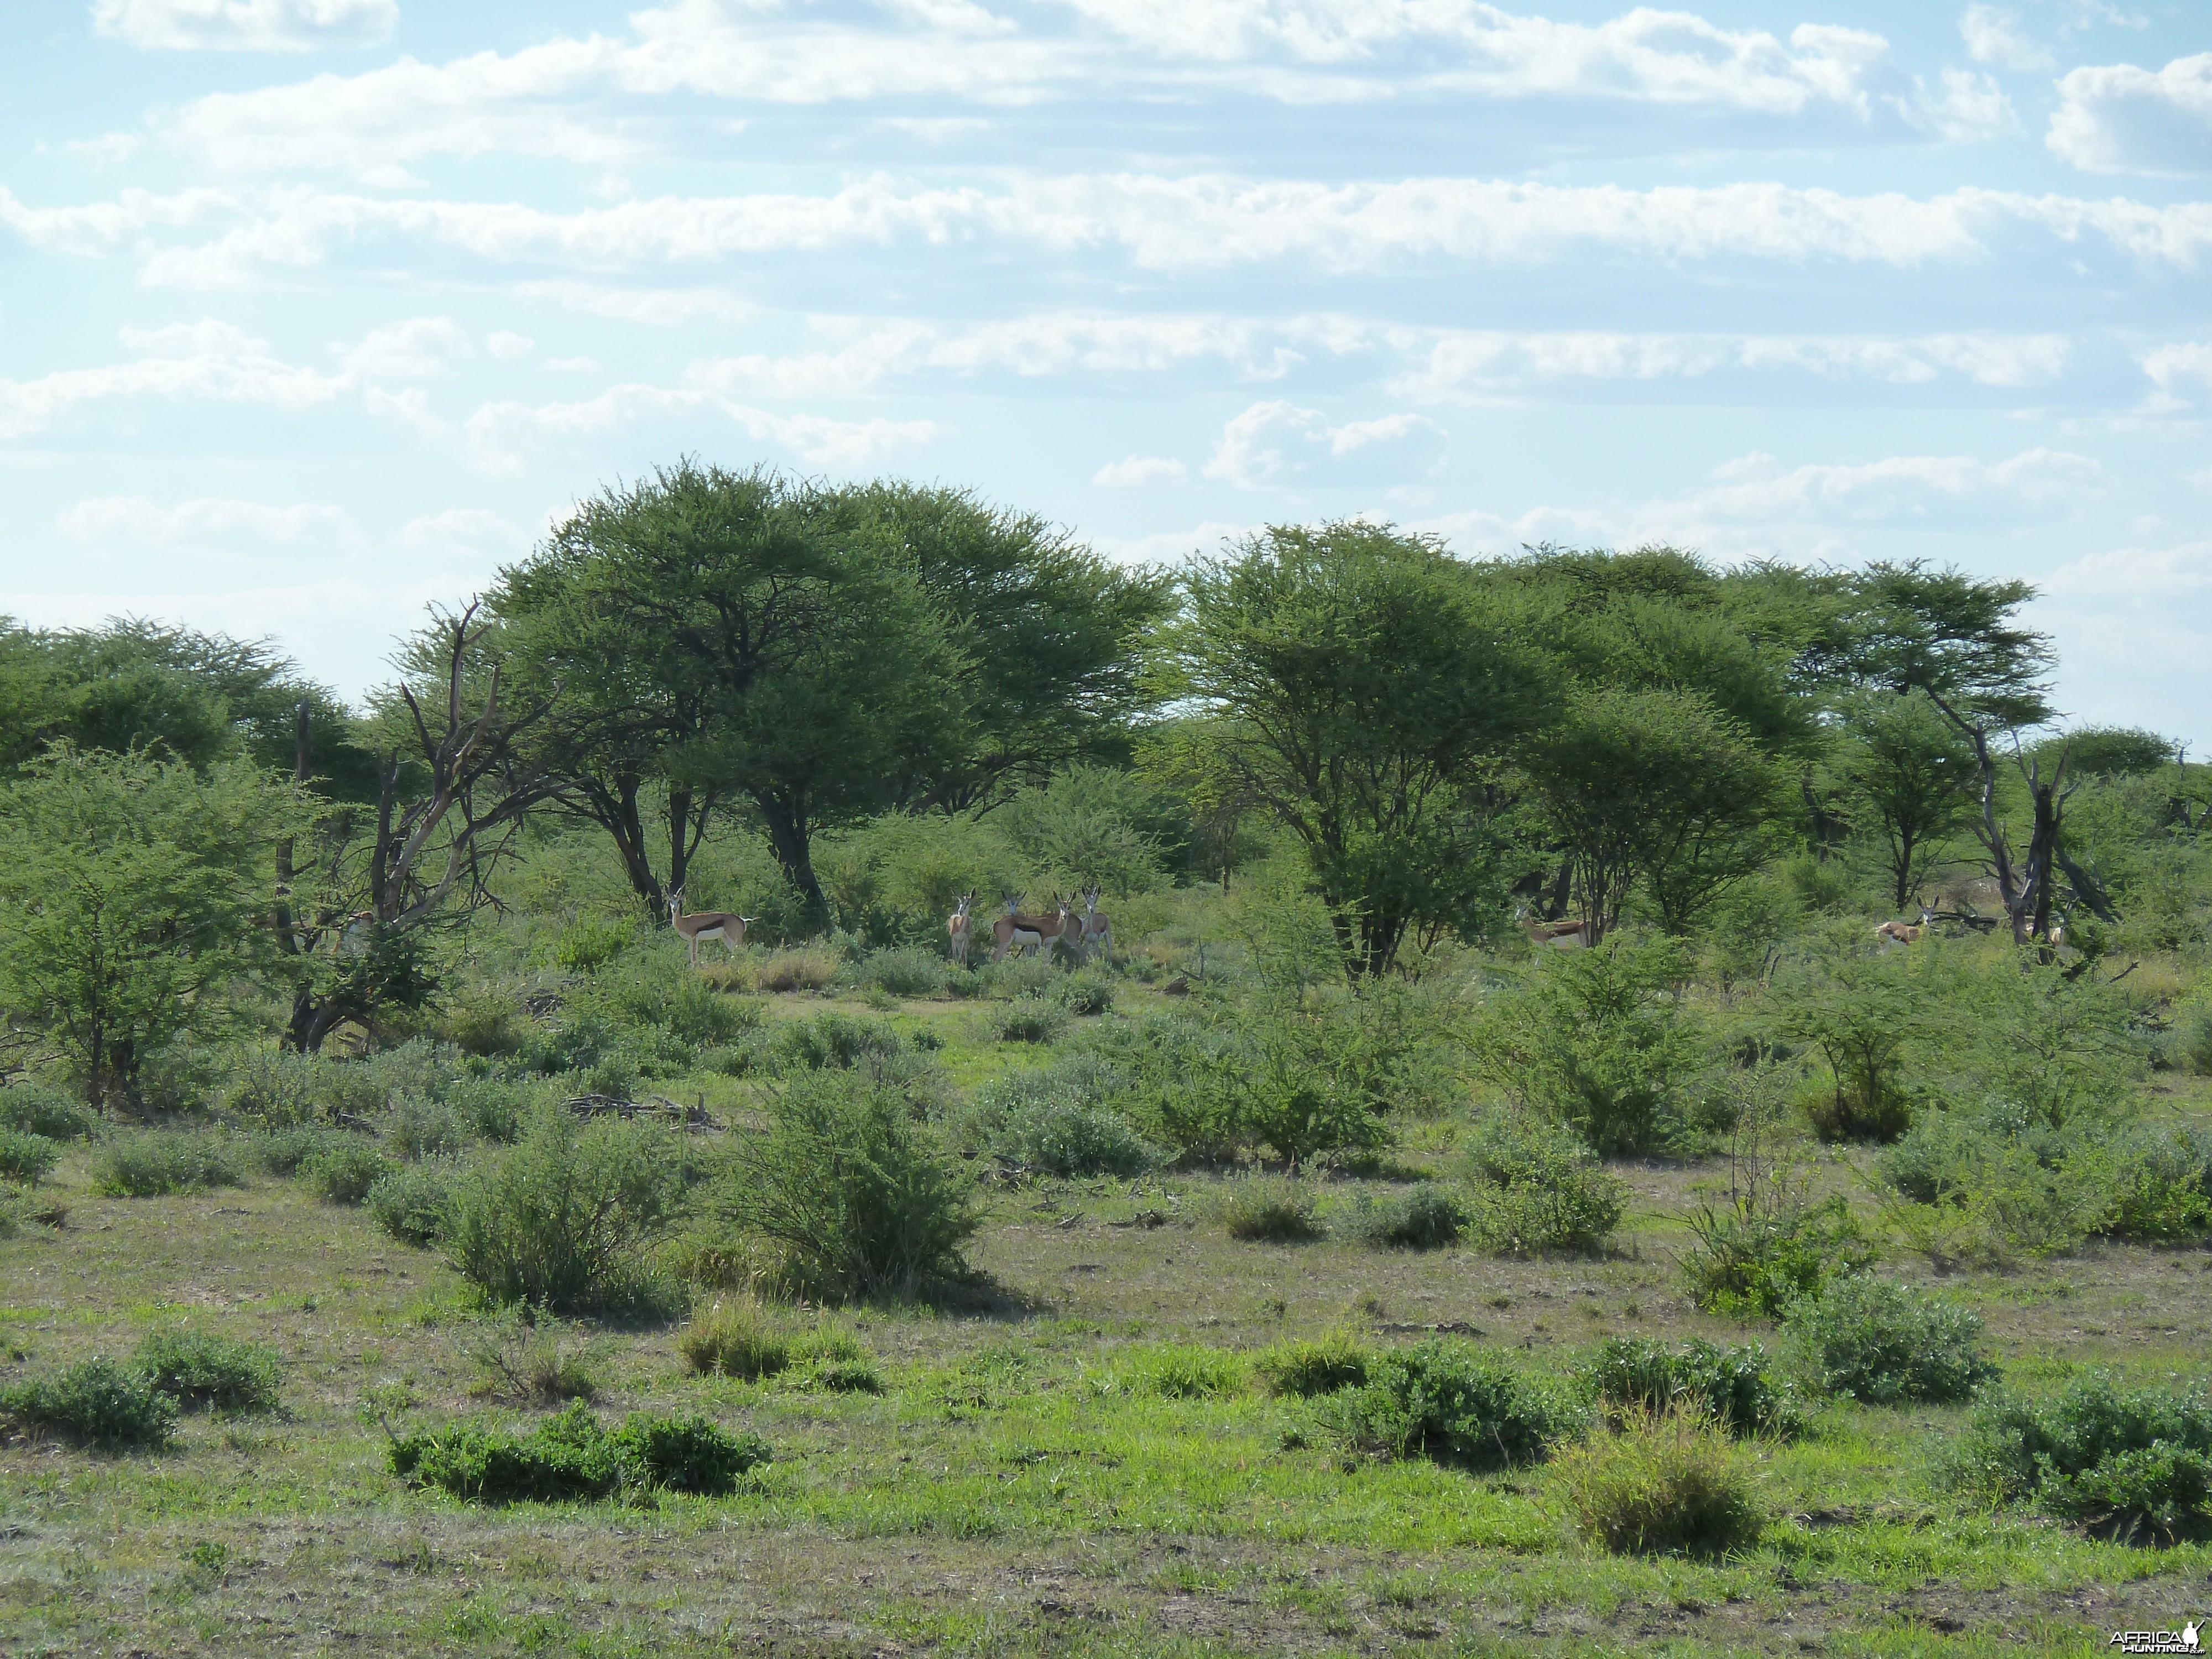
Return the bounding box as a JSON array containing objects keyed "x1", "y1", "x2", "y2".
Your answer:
[{"x1": 755, "y1": 789, "x2": 828, "y2": 928}]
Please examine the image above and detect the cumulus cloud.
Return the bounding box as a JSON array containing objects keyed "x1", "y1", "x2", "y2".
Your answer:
[
  {"x1": 1684, "y1": 447, "x2": 2110, "y2": 524},
  {"x1": 463, "y1": 383, "x2": 938, "y2": 473},
  {"x1": 1958, "y1": 4, "x2": 2050, "y2": 72},
  {"x1": 2046, "y1": 538, "x2": 2212, "y2": 601},
  {"x1": 2048, "y1": 54, "x2": 2212, "y2": 175},
  {"x1": 1093, "y1": 455, "x2": 1187, "y2": 487},
  {"x1": 92, "y1": 0, "x2": 397, "y2": 52},
  {"x1": 486, "y1": 331, "x2": 534, "y2": 357},
  {"x1": 57, "y1": 493, "x2": 358, "y2": 547},
  {"x1": 399, "y1": 507, "x2": 531, "y2": 557},
  {"x1": 0, "y1": 317, "x2": 348, "y2": 439},
  {"x1": 18, "y1": 177, "x2": 2212, "y2": 291},
  {"x1": 337, "y1": 315, "x2": 471, "y2": 377},
  {"x1": 1204, "y1": 400, "x2": 1445, "y2": 489}
]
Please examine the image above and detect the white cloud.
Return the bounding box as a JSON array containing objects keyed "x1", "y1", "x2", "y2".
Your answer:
[
  {"x1": 1913, "y1": 69, "x2": 2016, "y2": 142},
  {"x1": 1684, "y1": 447, "x2": 2109, "y2": 523},
  {"x1": 337, "y1": 315, "x2": 470, "y2": 377},
  {"x1": 1204, "y1": 400, "x2": 1444, "y2": 489},
  {"x1": 2141, "y1": 340, "x2": 2212, "y2": 398},
  {"x1": 1093, "y1": 455, "x2": 1187, "y2": 487},
  {"x1": 399, "y1": 507, "x2": 531, "y2": 557},
  {"x1": 543, "y1": 356, "x2": 602, "y2": 373},
  {"x1": 92, "y1": 0, "x2": 397, "y2": 51},
  {"x1": 2048, "y1": 54, "x2": 2212, "y2": 175},
  {"x1": 1390, "y1": 330, "x2": 2072, "y2": 402},
  {"x1": 2046, "y1": 538, "x2": 2212, "y2": 600},
  {"x1": 516, "y1": 283, "x2": 754, "y2": 326},
  {"x1": 463, "y1": 383, "x2": 938, "y2": 473},
  {"x1": 57, "y1": 494, "x2": 357, "y2": 547},
  {"x1": 1088, "y1": 520, "x2": 1258, "y2": 565},
  {"x1": 0, "y1": 319, "x2": 348, "y2": 439},
  {"x1": 363, "y1": 384, "x2": 445, "y2": 434},
  {"x1": 487, "y1": 331, "x2": 534, "y2": 357},
  {"x1": 1959, "y1": 4, "x2": 2051, "y2": 72}
]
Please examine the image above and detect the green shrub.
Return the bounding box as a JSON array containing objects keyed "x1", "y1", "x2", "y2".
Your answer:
[
  {"x1": 445, "y1": 1076, "x2": 536, "y2": 1145},
  {"x1": 1053, "y1": 972, "x2": 1116, "y2": 1017},
  {"x1": 251, "y1": 1126, "x2": 340, "y2": 1177},
  {"x1": 748, "y1": 946, "x2": 841, "y2": 994},
  {"x1": 1783, "y1": 1274, "x2": 1996, "y2": 1405},
  {"x1": 771, "y1": 1012, "x2": 910, "y2": 1071},
  {"x1": 976, "y1": 956, "x2": 1057, "y2": 1001},
  {"x1": 1952, "y1": 1373, "x2": 2212, "y2": 1542},
  {"x1": 1216, "y1": 1175, "x2": 1323, "y2": 1243},
  {"x1": 1681, "y1": 1193, "x2": 1872, "y2": 1320},
  {"x1": 367, "y1": 1160, "x2": 461, "y2": 1247},
  {"x1": 1584, "y1": 1338, "x2": 1797, "y2": 1438},
  {"x1": 1879, "y1": 1105, "x2": 2169, "y2": 1259},
  {"x1": 666, "y1": 980, "x2": 758, "y2": 1046},
  {"x1": 553, "y1": 914, "x2": 633, "y2": 975},
  {"x1": 303, "y1": 1140, "x2": 395, "y2": 1205},
  {"x1": 789, "y1": 1326, "x2": 883, "y2": 1393},
  {"x1": 1254, "y1": 1331, "x2": 1371, "y2": 1397},
  {"x1": 462, "y1": 1311, "x2": 602, "y2": 1404},
  {"x1": 1323, "y1": 1341, "x2": 1575, "y2": 1470},
  {"x1": 2101, "y1": 1126, "x2": 2212, "y2": 1241},
  {"x1": 0, "y1": 1082, "x2": 95, "y2": 1142},
  {"x1": 952, "y1": 1061, "x2": 1159, "y2": 1178},
  {"x1": 1461, "y1": 1112, "x2": 1626, "y2": 1256},
  {"x1": 133, "y1": 1328, "x2": 284, "y2": 1414},
  {"x1": 1553, "y1": 1408, "x2": 1765, "y2": 1556},
  {"x1": 518, "y1": 1013, "x2": 623, "y2": 1077},
  {"x1": 1131, "y1": 1344, "x2": 1246, "y2": 1400},
  {"x1": 444, "y1": 1110, "x2": 684, "y2": 1311},
  {"x1": 382, "y1": 1095, "x2": 466, "y2": 1161},
  {"x1": 718, "y1": 1071, "x2": 980, "y2": 1302},
  {"x1": 989, "y1": 997, "x2": 1069, "y2": 1045},
  {"x1": 0, "y1": 1126, "x2": 61, "y2": 1186},
  {"x1": 90, "y1": 1132, "x2": 245, "y2": 1197},
  {"x1": 389, "y1": 1400, "x2": 767, "y2": 1503},
  {"x1": 679, "y1": 1299, "x2": 792, "y2": 1380},
  {"x1": 1, "y1": 1357, "x2": 176, "y2": 1449},
  {"x1": 1350, "y1": 1183, "x2": 1468, "y2": 1250},
  {"x1": 1476, "y1": 937, "x2": 1703, "y2": 1157},
  {"x1": 850, "y1": 946, "x2": 951, "y2": 1000}
]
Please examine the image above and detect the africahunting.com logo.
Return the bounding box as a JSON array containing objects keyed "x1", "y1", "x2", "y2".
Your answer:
[{"x1": 2109, "y1": 1622, "x2": 2201, "y2": 1654}]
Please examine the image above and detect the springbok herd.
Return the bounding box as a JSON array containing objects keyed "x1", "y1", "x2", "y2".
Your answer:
[{"x1": 946, "y1": 889, "x2": 1114, "y2": 966}]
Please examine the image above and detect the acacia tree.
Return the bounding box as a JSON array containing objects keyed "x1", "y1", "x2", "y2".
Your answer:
[
  {"x1": 1520, "y1": 686, "x2": 1782, "y2": 941},
  {"x1": 1167, "y1": 522, "x2": 1553, "y2": 978},
  {"x1": 0, "y1": 748, "x2": 305, "y2": 1107},
  {"x1": 495, "y1": 463, "x2": 967, "y2": 928},
  {"x1": 1840, "y1": 689, "x2": 1979, "y2": 911}
]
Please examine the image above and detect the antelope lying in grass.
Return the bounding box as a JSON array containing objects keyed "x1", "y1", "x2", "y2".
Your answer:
[
  {"x1": 668, "y1": 888, "x2": 750, "y2": 967},
  {"x1": 1875, "y1": 905, "x2": 1937, "y2": 947}
]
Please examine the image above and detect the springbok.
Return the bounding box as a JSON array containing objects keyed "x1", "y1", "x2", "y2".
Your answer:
[
  {"x1": 992, "y1": 894, "x2": 1074, "y2": 963},
  {"x1": 947, "y1": 891, "x2": 975, "y2": 965},
  {"x1": 668, "y1": 887, "x2": 750, "y2": 967},
  {"x1": 1078, "y1": 887, "x2": 1113, "y2": 962},
  {"x1": 1520, "y1": 915, "x2": 1589, "y2": 951},
  {"x1": 1875, "y1": 905, "x2": 1937, "y2": 947}
]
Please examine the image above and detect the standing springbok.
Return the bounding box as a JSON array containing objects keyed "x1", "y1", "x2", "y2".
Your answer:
[
  {"x1": 668, "y1": 888, "x2": 750, "y2": 966},
  {"x1": 1875, "y1": 905, "x2": 1937, "y2": 947},
  {"x1": 947, "y1": 892, "x2": 975, "y2": 966},
  {"x1": 1078, "y1": 887, "x2": 1113, "y2": 962},
  {"x1": 992, "y1": 894, "x2": 1074, "y2": 963}
]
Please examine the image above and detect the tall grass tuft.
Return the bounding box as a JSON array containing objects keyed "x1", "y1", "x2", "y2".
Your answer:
[
  {"x1": 1553, "y1": 1407, "x2": 1765, "y2": 1557},
  {"x1": 1216, "y1": 1175, "x2": 1324, "y2": 1243},
  {"x1": 679, "y1": 1298, "x2": 792, "y2": 1381}
]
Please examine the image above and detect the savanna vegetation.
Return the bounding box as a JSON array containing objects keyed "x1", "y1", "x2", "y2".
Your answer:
[{"x1": 3, "y1": 463, "x2": 2210, "y2": 1655}]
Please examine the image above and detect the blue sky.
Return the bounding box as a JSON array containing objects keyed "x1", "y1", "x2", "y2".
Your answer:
[{"x1": 2, "y1": 0, "x2": 2208, "y2": 744}]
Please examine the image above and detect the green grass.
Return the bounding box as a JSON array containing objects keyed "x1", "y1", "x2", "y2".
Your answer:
[{"x1": 6, "y1": 1004, "x2": 2212, "y2": 1655}]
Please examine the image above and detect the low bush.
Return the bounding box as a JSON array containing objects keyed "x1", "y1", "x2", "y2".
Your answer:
[
  {"x1": 462, "y1": 1311, "x2": 602, "y2": 1404},
  {"x1": 1951, "y1": 1373, "x2": 2212, "y2": 1542},
  {"x1": 90, "y1": 1133, "x2": 246, "y2": 1197},
  {"x1": 717, "y1": 1071, "x2": 980, "y2": 1302},
  {"x1": 0, "y1": 1127, "x2": 61, "y2": 1186},
  {"x1": 749, "y1": 947, "x2": 840, "y2": 994},
  {"x1": 444, "y1": 1110, "x2": 684, "y2": 1311},
  {"x1": 251, "y1": 1126, "x2": 340, "y2": 1177},
  {"x1": 1255, "y1": 1331, "x2": 1371, "y2": 1398},
  {"x1": 666, "y1": 979, "x2": 760, "y2": 1046},
  {"x1": 679, "y1": 1299, "x2": 792, "y2": 1381},
  {"x1": 952, "y1": 1061, "x2": 1159, "y2": 1178},
  {"x1": 1681, "y1": 1193, "x2": 1872, "y2": 1320},
  {"x1": 2101, "y1": 1126, "x2": 2212, "y2": 1242},
  {"x1": 1324, "y1": 1342, "x2": 1575, "y2": 1470},
  {"x1": 975, "y1": 956, "x2": 1057, "y2": 1001},
  {"x1": 1131, "y1": 1344, "x2": 1246, "y2": 1400},
  {"x1": 1460, "y1": 1112, "x2": 1626, "y2": 1257},
  {"x1": 0, "y1": 1082, "x2": 95, "y2": 1142},
  {"x1": 382, "y1": 1095, "x2": 467, "y2": 1161},
  {"x1": 1553, "y1": 1408, "x2": 1765, "y2": 1557},
  {"x1": 1783, "y1": 1274, "x2": 1997, "y2": 1405},
  {"x1": 133, "y1": 1328, "x2": 284, "y2": 1414},
  {"x1": 367, "y1": 1160, "x2": 461, "y2": 1247},
  {"x1": 989, "y1": 997, "x2": 1069, "y2": 1045},
  {"x1": 1351, "y1": 1183, "x2": 1469, "y2": 1251},
  {"x1": 303, "y1": 1140, "x2": 395, "y2": 1205},
  {"x1": 389, "y1": 1400, "x2": 768, "y2": 1503},
  {"x1": 1879, "y1": 1107, "x2": 2131, "y2": 1259},
  {"x1": 771, "y1": 1012, "x2": 910, "y2": 1072},
  {"x1": 788, "y1": 1326, "x2": 882, "y2": 1394},
  {"x1": 1, "y1": 1357, "x2": 176, "y2": 1449},
  {"x1": 1053, "y1": 972, "x2": 1117, "y2": 1018},
  {"x1": 1584, "y1": 1338, "x2": 1797, "y2": 1438},
  {"x1": 849, "y1": 946, "x2": 950, "y2": 1000},
  {"x1": 445, "y1": 1076, "x2": 538, "y2": 1145},
  {"x1": 1216, "y1": 1175, "x2": 1324, "y2": 1243}
]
